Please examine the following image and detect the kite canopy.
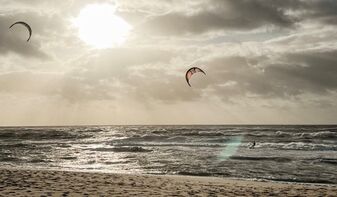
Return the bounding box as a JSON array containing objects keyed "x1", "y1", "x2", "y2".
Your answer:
[
  {"x1": 185, "y1": 67, "x2": 206, "y2": 87},
  {"x1": 9, "y1": 21, "x2": 32, "y2": 42}
]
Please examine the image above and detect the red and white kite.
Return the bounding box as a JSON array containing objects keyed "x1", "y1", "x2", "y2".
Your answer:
[{"x1": 185, "y1": 67, "x2": 206, "y2": 87}]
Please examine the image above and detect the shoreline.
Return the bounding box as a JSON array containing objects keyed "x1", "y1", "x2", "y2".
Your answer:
[
  {"x1": 2, "y1": 166, "x2": 336, "y2": 186},
  {"x1": 0, "y1": 168, "x2": 336, "y2": 196}
]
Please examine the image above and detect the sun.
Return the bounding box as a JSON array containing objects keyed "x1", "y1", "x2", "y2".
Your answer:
[{"x1": 73, "y1": 4, "x2": 132, "y2": 49}]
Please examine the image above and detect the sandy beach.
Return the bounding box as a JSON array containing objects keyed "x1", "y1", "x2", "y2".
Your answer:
[{"x1": 0, "y1": 168, "x2": 335, "y2": 197}]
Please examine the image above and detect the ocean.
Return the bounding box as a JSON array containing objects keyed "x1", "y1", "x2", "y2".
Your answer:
[{"x1": 0, "y1": 125, "x2": 336, "y2": 184}]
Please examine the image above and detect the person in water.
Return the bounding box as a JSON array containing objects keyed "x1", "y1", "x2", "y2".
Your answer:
[{"x1": 249, "y1": 141, "x2": 256, "y2": 149}]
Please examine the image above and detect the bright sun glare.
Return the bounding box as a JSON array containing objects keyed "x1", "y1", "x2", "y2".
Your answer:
[{"x1": 73, "y1": 4, "x2": 132, "y2": 49}]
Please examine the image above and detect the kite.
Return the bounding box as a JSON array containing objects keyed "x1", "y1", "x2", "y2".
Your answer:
[
  {"x1": 9, "y1": 21, "x2": 32, "y2": 42},
  {"x1": 249, "y1": 141, "x2": 256, "y2": 149},
  {"x1": 185, "y1": 67, "x2": 206, "y2": 87}
]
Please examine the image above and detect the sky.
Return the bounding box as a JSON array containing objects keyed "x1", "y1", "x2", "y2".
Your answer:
[{"x1": 0, "y1": 0, "x2": 337, "y2": 126}]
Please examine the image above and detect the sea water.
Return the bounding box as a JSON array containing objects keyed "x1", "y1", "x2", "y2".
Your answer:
[{"x1": 0, "y1": 125, "x2": 336, "y2": 184}]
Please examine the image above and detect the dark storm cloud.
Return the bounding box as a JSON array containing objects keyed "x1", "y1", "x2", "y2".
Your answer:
[
  {"x1": 138, "y1": 0, "x2": 337, "y2": 36},
  {"x1": 126, "y1": 49, "x2": 337, "y2": 104},
  {"x1": 139, "y1": 0, "x2": 297, "y2": 35},
  {"x1": 267, "y1": 50, "x2": 337, "y2": 94},
  {"x1": 200, "y1": 49, "x2": 337, "y2": 101},
  {"x1": 301, "y1": 0, "x2": 337, "y2": 25}
]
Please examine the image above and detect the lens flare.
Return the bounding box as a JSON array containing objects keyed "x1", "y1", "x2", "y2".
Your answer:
[{"x1": 218, "y1": 136, "x2": 243, "y2": 160}]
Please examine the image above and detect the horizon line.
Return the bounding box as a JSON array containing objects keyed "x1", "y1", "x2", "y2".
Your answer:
[{"x1": 0, "y1": 123, "x2": 336, "y2": 128}]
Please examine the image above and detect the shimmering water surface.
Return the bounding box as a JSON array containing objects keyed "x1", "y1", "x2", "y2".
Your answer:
[{"x1": 0, "y1": 125, "x2": 336, "y2": 184}]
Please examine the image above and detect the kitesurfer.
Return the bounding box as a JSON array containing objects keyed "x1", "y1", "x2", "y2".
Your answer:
[{"x1": 249, "y1": 141, "x2": 256, "y2": 149}]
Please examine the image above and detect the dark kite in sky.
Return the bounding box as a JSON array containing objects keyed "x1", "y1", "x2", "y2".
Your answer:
[{"x1": 9, "y1": 21, "x2": 32, "y2": 42}]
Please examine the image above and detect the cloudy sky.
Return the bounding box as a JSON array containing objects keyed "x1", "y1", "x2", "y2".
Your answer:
[{"x1": 0, "y1": 0, "x2": 336, "y2": 126}]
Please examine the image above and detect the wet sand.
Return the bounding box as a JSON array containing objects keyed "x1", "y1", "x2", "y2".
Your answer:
[{"x1": 0, "y1": 168, "x2": 336, "y2": 196}]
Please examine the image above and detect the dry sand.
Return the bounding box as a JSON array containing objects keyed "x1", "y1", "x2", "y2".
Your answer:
[{"x1": 0, "y1": 168, "x2": 336, "y2": 196}]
